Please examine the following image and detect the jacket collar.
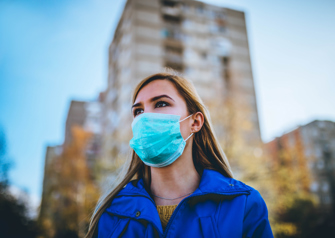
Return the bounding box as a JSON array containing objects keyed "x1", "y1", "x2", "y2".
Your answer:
[
  {"x1": 116, "y1": 168, "x2": 251, "y2": 198},
  {"x1": 105, "y1": 169, "x2": 251, "y2": 234}
]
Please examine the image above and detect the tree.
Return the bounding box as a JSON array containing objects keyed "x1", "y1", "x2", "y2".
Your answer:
[
  {"x1": 265, "y1": 135, "x2": 322, "y2": 237},
  {"x1": 39, "y1": 125, "x2": 100, "y2": 238},
  {"x1": 0, "y1": 128, "x2": 40, "y2": 238}
]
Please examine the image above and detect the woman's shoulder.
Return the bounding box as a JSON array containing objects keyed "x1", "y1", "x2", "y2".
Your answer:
[
  {"x1": 212, "y1": 174, "x2": 273, "y2": 237},
  {"x1": 104, "y1": 178, "x2": 149, "y2": 209},
  {"x1": 199, "y1": 169, "x2": 252, "y2": 193},
  {"x1": 223, "y1": 175, "x2": 268, "y2": 209},
  {"x1": 202, "y1": 169, "x2": 267, "y2": 207},
  {"x1": 240, "y1": 185, "x2": 273, "y2": 237}
]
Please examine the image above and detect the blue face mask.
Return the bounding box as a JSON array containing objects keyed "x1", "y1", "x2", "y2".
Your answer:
[{"x1": 129, "y1": 113, "x2": 194, "y2": 167}]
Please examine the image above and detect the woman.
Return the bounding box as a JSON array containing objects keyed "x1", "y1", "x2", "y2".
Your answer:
[{"x1": 86, "y1": 72, "x2": 274, "y2": 238}]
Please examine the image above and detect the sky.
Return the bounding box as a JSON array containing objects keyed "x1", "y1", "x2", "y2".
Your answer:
[{"x1": 0, "y1": 0, "x2": 334, "y2": 212}]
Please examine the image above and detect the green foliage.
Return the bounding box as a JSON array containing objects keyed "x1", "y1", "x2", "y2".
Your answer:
[
  {"x1": 0, "y1": 184, "x2": 40, "y2": 238},
  {"x1": 275, "y1": 195, "x2": 318, "y2": 238},
  {"x1": 0, "y1": 128, "x2": 13, "y2": 185}
]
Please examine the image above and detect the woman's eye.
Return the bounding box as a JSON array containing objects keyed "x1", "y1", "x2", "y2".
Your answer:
[
  {"x1": 156, "y1": 101, "x2": 169, "y2": 108},
  {"x1": 134, "y1": 109, "x2": 143, "y2": 117}
]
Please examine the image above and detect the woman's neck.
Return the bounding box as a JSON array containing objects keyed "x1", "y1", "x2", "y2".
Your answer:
[{"x1": 149, "y1": 144, "x2": 201, "y2": 206}]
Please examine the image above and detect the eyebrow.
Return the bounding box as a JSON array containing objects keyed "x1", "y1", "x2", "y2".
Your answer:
[{"x1": 131, "y1": 94, "x2": 175, "y2": 109}]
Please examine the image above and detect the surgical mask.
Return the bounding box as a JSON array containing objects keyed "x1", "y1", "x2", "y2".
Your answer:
[{"x1": 129, "y1": 113, "x2": 194, "y2": 167}]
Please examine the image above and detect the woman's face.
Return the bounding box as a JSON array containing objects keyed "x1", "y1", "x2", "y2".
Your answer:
[{"x1": 132, "y1": 79, "x2": 192, "y2": 140}]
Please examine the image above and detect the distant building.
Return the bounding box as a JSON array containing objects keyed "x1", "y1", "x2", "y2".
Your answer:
[
  {"x1": 265, "y1": 120, "x2": 335, "y2": 213},
  {"x1": 38, "y1": 145, "x2": 63, "y2": 236},
  {"x1": 64, "y1": 101, "x2": 86, "y2": 145},
  {"x1": 64, "y1": 100, "x2": 103, "y2": 169},
  {"x1": 39, "y1": 145, "x2": 63, "y2": 212},
  {"x1": 39, "y1": 99, "x2": 103, "y2": 236},
  {"x1": 101, "y1": 0, "x2": 262, "y2": 172}
]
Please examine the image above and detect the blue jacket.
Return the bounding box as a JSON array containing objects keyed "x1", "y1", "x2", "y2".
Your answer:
[{"x1": 97, "y1": 169, "x2": 274, "y2": 237}]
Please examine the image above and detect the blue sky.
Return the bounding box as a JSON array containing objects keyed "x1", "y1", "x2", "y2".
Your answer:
[{"x1": 0, "y1": 0, "x2": 334, "y2": 209}]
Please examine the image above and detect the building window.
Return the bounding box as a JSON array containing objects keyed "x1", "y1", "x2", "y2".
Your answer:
[
  {"x1": 196, "y1": 6, "x2": 204, "y2": 14},
  {"x1": 318, "y1": 121, "x2": 326, "y2": 128},
  {"x1": 316, "y1": 159, "x2": 325, "y2": 169},
  {"x1": 322, "y1": 195, "x2": 332, "y2": 204},
  {"x1": 184, "y1": 66, "x2": 193, "y2": 77},
  {"x1": 162, "y1": 0, "x2": 178, "y2": 7},
  {"x1": 315, "y1": 147, "x2": 322, "y2": 158},
  {"x1": 288, "y1": 133, "x2": 295, "y2": 147},
  {"x1": 312, "y1": 128, "x2": 319, "y2": 137},
  {"x1": 210, "y1": 37, "x2": 231, "y2": 56},
  {"x1": 161, "y1": 27, "x2": 183, "y2": 40},
  {"x1": 310, "y1": 181, "x2": 318, "y2": 192},
  {"x1": 200, "y1": 52, "x2": 207, "y2": 60},
  {"x1": 165, "y1": 45, "x2": 183, "y2": 64},
  {"x1": 322, "y1": 181, "x2": 330, "y2": 192}
]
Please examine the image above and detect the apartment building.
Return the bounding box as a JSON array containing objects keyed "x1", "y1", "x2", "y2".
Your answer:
[
  {"x1": 265, "y1": 120, "x2": 335, "y2": 213},
  {"x1": 101, "y1": 0, "x2": 261, "y2": 174}
]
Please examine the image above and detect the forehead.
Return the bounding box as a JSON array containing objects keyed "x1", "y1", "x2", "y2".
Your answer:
[{"x1": 135, "y1": 80, "x2": 181, "y2": 102}]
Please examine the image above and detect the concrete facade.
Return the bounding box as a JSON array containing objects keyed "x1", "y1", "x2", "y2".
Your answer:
[{"x1": 101, "y1": 0, "x2": 262, "y2": 170}]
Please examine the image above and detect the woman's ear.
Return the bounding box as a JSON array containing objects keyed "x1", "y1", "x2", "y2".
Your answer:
[{"x1": 191, "y1": 112, "x2": 204, "y2": 133}]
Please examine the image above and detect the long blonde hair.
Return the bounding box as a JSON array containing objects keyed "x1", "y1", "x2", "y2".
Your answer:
[{"x1": 85, "y1": 72, "x2": 233, "y2": 237}]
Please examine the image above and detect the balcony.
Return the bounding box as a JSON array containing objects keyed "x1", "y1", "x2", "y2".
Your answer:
[
  {"x1": 161, "y1": 6, "x2": 182, "y2": 17},
  {"x1": 165, "y1": 51, "x2": 183, "y2": 64}
]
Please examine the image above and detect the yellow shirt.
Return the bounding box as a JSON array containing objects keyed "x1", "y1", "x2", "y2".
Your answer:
[{"x1": 156, "y1": 204, "x2": 178, "y2": 230}]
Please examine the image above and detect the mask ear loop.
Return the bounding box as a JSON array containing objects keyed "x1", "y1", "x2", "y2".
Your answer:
[
  {"x1": 184, "y1": 132, "x2": 194, "y2": 142},
  {"x1": 179, "y1": 114, "x2": 194, "y2": 142},
  {"x1": 179, "y1": 114, "x2": 193, "y2": 122}
]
